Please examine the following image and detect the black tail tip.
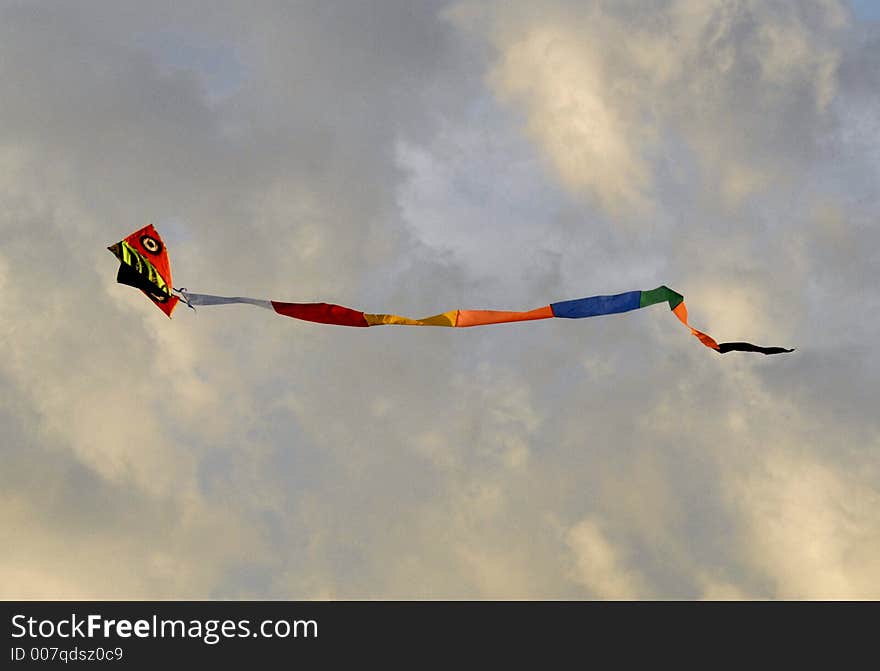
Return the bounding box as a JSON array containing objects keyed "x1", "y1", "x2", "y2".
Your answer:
[{"x1": 717, "y1": 342, "x2": 796, "y2": 355}]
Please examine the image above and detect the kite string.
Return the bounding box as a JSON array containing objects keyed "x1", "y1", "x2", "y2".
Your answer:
[{"x1": 173, "y1": 287, "x2": 196, "y2": 311}]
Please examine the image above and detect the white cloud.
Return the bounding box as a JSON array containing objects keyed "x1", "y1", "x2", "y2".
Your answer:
[
  {"x1": 450, "y1": 0, "x2": 848, "y2": 215},
  {"x1": 731, "y1": 449, "x2": 880, "y2": 599}
]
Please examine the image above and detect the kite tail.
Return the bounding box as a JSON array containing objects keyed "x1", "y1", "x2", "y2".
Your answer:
[{"x1": 175, "y1": 286, "x2": 793, "y2": 355}]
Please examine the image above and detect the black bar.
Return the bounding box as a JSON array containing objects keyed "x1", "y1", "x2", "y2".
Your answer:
[{"x1": 2, "y1": 601, "x2": 875, "y2": 666}]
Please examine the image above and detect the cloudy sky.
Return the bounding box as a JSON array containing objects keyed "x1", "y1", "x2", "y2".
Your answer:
[{"x1": 1, "y1": 0, "x2": 878, "y2": 599}]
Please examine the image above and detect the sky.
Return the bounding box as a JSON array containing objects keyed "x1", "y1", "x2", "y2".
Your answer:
[{"x1": 0, "y1": 0, "x2": 878, "y2": 599}]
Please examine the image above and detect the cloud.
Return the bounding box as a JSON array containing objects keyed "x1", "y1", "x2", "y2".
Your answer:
[
  {"x1": 450, "y1": 0, "x2": 848, "y2": 216},
  {"x1": 730, "y1": 449, "x2": 880, "y2": 599},
  {"x1": 565, "y1": 518, "x2": 648, "y2": 599}
]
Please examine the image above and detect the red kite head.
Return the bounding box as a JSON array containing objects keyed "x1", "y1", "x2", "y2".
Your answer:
[{"x1": 108, "y1": 224, "x2": 179, "y2": 317}]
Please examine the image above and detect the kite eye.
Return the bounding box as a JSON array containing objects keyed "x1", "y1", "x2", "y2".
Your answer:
[{"x1": 140, "y1": 235, "x2": 163, "y2": 255}]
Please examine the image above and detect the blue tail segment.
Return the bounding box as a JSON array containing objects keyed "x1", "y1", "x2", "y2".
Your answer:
[{"x1": 551, "y1": 291, "x2": 642, "y2": 319}]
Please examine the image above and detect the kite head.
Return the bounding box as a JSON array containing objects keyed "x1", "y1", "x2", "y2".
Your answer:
[{"x1": 108, "y1": 224, "x2": 179, "y2": 317}]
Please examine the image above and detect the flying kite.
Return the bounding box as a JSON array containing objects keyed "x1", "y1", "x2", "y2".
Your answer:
[
  {"x1": 108, "y1": 225, "x2": 794, "y2": 355},
  {"x1": 107, "y1": 224, "x2": 179, "y2": 317}
]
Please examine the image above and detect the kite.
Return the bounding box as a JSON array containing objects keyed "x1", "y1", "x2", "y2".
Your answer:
[
  {"x1": 108, "y1": 225, "x2": 794, "y2": 355},
  {"x1": 107, "y1": 224, "x2": 179, "y2": 317}
]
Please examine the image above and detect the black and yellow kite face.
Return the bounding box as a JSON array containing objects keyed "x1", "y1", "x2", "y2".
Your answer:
[{"x1": 108, "y1": 224, "x2": 179, "y2": 317}]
